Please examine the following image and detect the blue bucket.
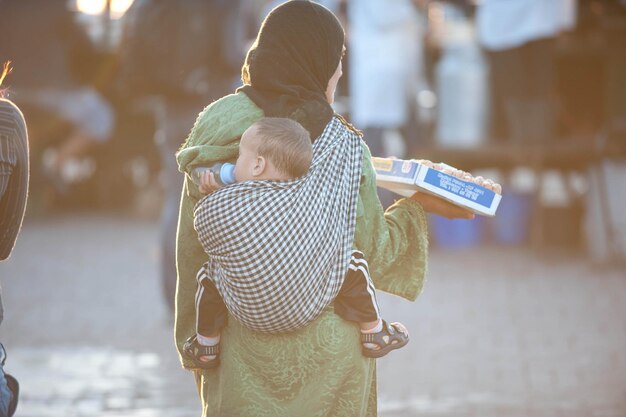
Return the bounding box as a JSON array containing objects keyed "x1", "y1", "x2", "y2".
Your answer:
[
  {"x1": 430, "y1": 216, "x2": 485, "y2": 249},
  {"x1": 489, "y1": 191, "x2": 533, "y2": 244}
]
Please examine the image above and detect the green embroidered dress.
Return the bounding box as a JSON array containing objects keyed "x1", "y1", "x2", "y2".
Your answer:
[{"x1": 175, "y1": 92, "x2": 429, "y2": 417}]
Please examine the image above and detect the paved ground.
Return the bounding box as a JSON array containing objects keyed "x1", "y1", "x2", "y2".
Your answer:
[{"x1": 1, "y1": 215, "x2": 625, "y2": 417}]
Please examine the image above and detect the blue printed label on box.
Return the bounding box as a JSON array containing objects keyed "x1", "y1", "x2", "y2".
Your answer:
[{"x1": 423, "y1": 169, "x2": 495, "y2": 208}]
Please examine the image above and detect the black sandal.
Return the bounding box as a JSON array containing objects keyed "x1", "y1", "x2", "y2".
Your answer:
[
  {"x1": 361, "y1": 320, "x2": 409, "y2": 358},
  {"x1": 182, "y1": 335, "x2": 220, "y2": 369}
]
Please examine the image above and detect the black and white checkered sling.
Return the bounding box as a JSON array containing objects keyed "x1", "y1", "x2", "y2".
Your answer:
[{"x1": 193, "y1": 116, "x2": 363, "y2": 333}]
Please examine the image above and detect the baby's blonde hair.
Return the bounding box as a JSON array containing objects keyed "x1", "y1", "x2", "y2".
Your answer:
[{"x1": 253, "y1": 117, "x2": 312, "y2": 179}]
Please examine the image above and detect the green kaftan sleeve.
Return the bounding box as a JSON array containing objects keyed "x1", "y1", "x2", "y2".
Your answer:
[{"x1": 353, "y1": 143, "x2": 429, "y2": 301}]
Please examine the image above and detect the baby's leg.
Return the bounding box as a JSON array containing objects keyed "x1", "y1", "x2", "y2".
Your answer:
[
  {"x1": 335, "y1": 251, "x2": 409, "y2": 357},
  {"x1": 196, "y1": 278, "x2": 227, "y2": 359},
  {"x1": 184, "y1": 266, "x2": 228, "y2": 367},
  {"x1": 335, "y1": 252, "x2": 382, "y2": 344}
]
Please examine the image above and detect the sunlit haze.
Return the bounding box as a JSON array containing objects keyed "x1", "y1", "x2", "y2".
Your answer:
[{"x1": 76, "y1": 0, "x2": 134, "y2": 19}]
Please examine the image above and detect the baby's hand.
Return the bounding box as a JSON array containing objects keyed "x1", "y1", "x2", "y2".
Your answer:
[{"x1": 198, "y1": 170, "x2": 222, "y2": 195}]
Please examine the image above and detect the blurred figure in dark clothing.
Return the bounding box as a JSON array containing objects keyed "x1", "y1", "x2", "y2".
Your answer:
[
  {"x1": 0, "y1": 0, "x2": 114, "y2": 189},
  {"x1": 557, "y1": 0, "x2": 626, "y2": 141},
  {"x1": 119, "y1": 0, "x2": 247, "y2": 311},
  {"x1": 477, "y1": 0, "x2": 576, "y2": 144},
  {"x1": 0, "y1": 64, "x2": 27, "y2": 417}
]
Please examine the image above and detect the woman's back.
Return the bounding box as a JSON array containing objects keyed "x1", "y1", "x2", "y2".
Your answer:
[
  {"x1": 176, "y1": 92, "x2": 428, "y2": 416},
  {"x1": 174, "y1": 3, "x2": 429, "y2": 415}
]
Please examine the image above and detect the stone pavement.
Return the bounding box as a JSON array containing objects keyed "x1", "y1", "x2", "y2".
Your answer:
[{"x1": 0, "y1": 215, "x2": 625, "y2": 417}]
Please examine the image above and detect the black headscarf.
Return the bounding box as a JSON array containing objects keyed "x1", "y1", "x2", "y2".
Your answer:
[{"x1": 238, "y1": 0, "x2": 345, "y2": 140}]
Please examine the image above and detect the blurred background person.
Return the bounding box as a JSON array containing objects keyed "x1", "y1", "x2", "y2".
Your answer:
[
  {"x1": 347, "y1": 0, "x2": 424, "y2": 207},
  {"x1": 0, "y1": 0, "x2": 115, "y2": 198},
  {"x1": 118, "y1": 0, "x2": 247, "y2": 311},
  {"x1": 477, "y1": 0, "x2": 576, "y2": 144},
  {"x1": 0, "y1": 63, "x2": 27, "y2": 417}
]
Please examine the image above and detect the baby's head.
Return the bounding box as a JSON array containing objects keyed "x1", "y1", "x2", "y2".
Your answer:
[{"x1": 234, "y1": 117, "x2": 312, "y2": 182}]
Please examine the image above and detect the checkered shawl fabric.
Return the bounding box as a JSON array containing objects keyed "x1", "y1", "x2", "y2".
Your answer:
[{"x1": 193, "y1": 116, "x2": 363, "y2": 333}]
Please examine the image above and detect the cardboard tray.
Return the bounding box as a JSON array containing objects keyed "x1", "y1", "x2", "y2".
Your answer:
[{"x1": 372, "y1": 157, "x2": 502, "y2": 217}]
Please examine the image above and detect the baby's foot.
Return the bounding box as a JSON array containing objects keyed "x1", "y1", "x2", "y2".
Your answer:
[
  {"x1": 182, "y1": 334, "x2": 221, "y2": 369},
  {"x1": 360, "y1": 319, "x2": 409, "y2": 358},
  {"x1": 360, "y1": 319, "x2": 384, "y2": 350},
  {"x1": 196, "y1": 334, "x2": 220, "y2": 362}
]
